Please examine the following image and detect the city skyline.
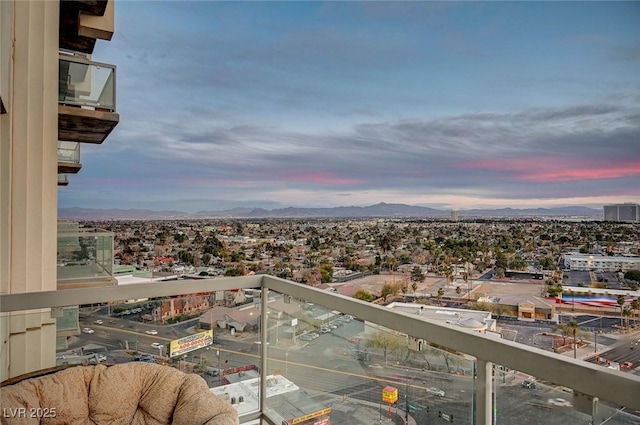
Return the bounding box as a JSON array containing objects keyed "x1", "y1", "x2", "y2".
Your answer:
[{"x1": 59, "y1": 1, "x2": 640, "y2": 213}]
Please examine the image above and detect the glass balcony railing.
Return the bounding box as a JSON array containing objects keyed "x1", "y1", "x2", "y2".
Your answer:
[
  {"x1": 57, "y1": 221, "x2": 115, "y2": 288},
  {"x1": 58, "y1": 141, "x2": 81, "y2": 164},
  {"x1": 2, "y1": 276, "x2": 639, "y2": 425},
  {"x1": 58, "y1": 54, "x2": 116, "y2": 111},
  {"x1": 57, "y1": 173, "x2": 69, "y2": 185}
]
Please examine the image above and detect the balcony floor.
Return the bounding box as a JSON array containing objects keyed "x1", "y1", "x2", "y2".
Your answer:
[
  {"x1": 58, "y1": 161, "x2": 82, "y2": 174},
  {"x1": 58, "y1": 105, "x2": 119, "y2": 144}
]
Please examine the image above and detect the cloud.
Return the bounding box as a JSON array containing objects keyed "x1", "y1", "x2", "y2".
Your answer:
[{"x1": 62, "y1": 2, "x2": 639, "y2": 212}]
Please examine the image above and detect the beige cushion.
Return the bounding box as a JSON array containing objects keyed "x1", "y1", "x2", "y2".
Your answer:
[{"x1": 1, "y1": 363, "x2": 238, "y2": 425}]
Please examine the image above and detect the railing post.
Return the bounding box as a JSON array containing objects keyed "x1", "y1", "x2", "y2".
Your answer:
[
  {"x1": 259, "y1": 286, "x2": 269, "y2": 417},
  {"x1": 475, "y1": 359, "x2": 493, "y2": 425}
]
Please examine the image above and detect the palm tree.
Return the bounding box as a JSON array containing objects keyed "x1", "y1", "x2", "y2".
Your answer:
[
  {"x1": 436, "y1": 287, "x2": 445, "y2": 302},
  {"x1": 617, "y1": 295, "x2": 626, "y2": 329},
  {"x1": 631, "y1": 298, "x2": 640, "y2": 328},
  {"x1": 565, "y1": 321, "x2": 580, "y2": 359},
  {"x1": 622, "y1": 305, "x2": 633, "y2": 330},
  {"x1": 553, "y1": 320, "x2": 587, "y2": 358}
]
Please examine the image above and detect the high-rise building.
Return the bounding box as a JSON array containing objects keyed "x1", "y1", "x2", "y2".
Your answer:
[
  {"x1": 603, "y1": 203, "x2": 640, "y2": 223},
  {"x1": 0, "y1": 0, "x2": 118, "y2": 380}
]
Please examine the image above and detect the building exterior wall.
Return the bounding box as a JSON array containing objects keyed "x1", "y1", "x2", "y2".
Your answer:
[
  {"x1": 603, "y1": 204, "x2": 640, "y2": 223},
  {"x1": 0, "y1": 0, "x2": 60, "y2": 381},
  {"x1": 563, "y1": 253, "x2": 640, "y2": 272}
]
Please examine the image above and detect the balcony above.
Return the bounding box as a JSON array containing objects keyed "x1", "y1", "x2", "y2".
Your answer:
[
  {"x1": 60, "y1": 0, "x2": 114, "y2": 54},
  {"x1": 57, "y1": 222, "x2": 116, "y2": 289},
  {"x1": 57, "y1": 174, "x2": 69, "y2": 186},
  {"x1": 58, "y1": 141, "x2": 82, "y2": 174},
  {"x1": 58, "y1": 55, "x2": 119, "y2": 144}
]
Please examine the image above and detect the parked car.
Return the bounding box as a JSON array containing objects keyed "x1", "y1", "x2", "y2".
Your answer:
[
  {"x1": 621, "y1": 361, "x2": 634, "y2": 370},
  {"x1": 368, "y1": 364, "x2": 383, "y2": 369},
  {"x1": 94, "y1": 319, "x2": 103, "y2": 325},
  {"x1": 96, "y1": 354, "x2": 107, "y2": 362},
  {"x1": 547, "y1": 398, "x2": 572, "y2": 407},
  {"x1": 82, "y1": 328, "x2": 94, "y2": 334},
  {"x1": 426, "y1": 387, "x2": 445, "y2": 397},
  {"x1": 145, "y1": 330, "x2": 158, "y2": 335},
  {"x1": 205, "y1": 369, "x2": 219, "y2": 377},
  {"x1": 134, "y1": 354, "x2": 155, "y2": 363},
  {"x1": 299, "y1": 334, "x2": 314, "y2": 341},
  {"x1": 151, "y1": 342, "x2": 163, "y2": 349},
  {"x1": 320, "y1": 327, "x2": 331, "y2": 333},
  {"x1": 521, "y1": 379, "x2": 536, "y2": 389}
]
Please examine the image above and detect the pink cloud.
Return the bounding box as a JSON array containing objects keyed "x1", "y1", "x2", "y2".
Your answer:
[{"x1": 463, "y1": 158, "x2": 640, "y2": 182}]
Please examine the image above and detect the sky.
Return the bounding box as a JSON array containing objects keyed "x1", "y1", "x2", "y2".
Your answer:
[{"x1": 59, "y1": 1, "x2": 640, "y2": 213}]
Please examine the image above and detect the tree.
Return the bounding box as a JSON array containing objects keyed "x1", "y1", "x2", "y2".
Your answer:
[
  {"x1": 410, "y1": 266, "x2": 424, "y2": 286},
  {"x1": 318, "y1": 261, "x2": 334, "y2": 283},
  {"x1": 632, "y1": 298, "x2": 640, "y2": 327},
  {"x1": 355, "y1": 289, "x2": 375, "y2": 302},
  {"x1": 553, "y1": 320, "x2": 587, "y2": 358},
  {"x1": 436, "y1": 287, "x2": 445, "y2": 301},
  {"x1": 455, "y1": 286, "x2": 462, "y2": 295},
  {"x1": 366, "y1": 331, "x2": 403, "y2": 366},
  {"x1": 617, "y1": 295, "x2": 626, "y2": 329},
  {"x1": 624, "y1": 269, "x2": 640, "y2": 282},
  {"x1": 380, "y1": 283, "x2": 398, "y2": 300},
  {"x1": 622, "y1": 305, "x2": 633, "y2": 329}
]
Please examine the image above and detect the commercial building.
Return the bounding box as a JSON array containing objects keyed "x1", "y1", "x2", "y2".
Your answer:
[
  {"x1": 603, "y1": 203, "x2": 640, "y2": 223},
  {"x1": 562, "y1": 253, "x2": 640, "y2": 272}
]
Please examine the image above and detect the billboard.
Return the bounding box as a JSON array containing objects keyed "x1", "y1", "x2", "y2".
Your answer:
[
  {"x1": 169, "y1": 330, "x2": 213, "y2": 358},
  {"x1": 382, "y1": 386, "x2": 398, "y2": 404}
]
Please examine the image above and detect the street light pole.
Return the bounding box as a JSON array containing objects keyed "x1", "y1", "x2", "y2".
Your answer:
[
  {"x1": 216, "y1": 347, "x2": 222, "y2": 383},
  {"x1": 405, "y1": 370, "x2": 414, "y2": 424}
]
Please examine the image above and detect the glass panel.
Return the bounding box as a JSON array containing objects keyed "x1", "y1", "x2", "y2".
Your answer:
[
  {"x1": 58, "y1": 57, "x2": 116, "y2": 111},
  {"x1": 263, "y1": 294, "x2": 475, "y2": 425},
  {"x1": 2, "y1": 287, "x2": 258, "y2": 423},
  {"x1": 57, "y1": 222, "x2": 115, "y2": 287},
  {"x1": 494, "y1": 368, "x2": 640, "y2": 425},
  {"x1": 57, "y1": 141, "x2": 80, "y2": 163},
  {"x1": 3, "y1": 280, "x2": 640, "y2": 424}
]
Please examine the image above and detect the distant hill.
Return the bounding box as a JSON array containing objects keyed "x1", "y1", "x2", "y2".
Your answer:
[
  {"x1": 58, "y1": 208, "x2": 191, "y2": 220},
  {"x1": 58, "y1": 203, "x2": 602, "y2": 220}
]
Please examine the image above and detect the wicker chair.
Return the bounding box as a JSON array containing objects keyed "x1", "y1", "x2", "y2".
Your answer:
[{"x1": 0, "y1": 362, "x2": 238, "y2": 425}]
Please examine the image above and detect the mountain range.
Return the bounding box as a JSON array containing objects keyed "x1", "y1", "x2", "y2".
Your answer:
[{"x1": 58, "y1": 203, "x2": 602, "y2": 220}]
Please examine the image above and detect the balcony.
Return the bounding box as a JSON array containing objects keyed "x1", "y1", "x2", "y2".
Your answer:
[
  {"x1": 58, "y1": 141, "x2": 82, "y2": 174},
  {"x1": 60, "y1": 0, "x2": 113, "y2": 54},
  {"x1": 58, "y1": 173, "x2": 69, "y2": 186},
  {"x1": 3, "y1": 275, "x2": 639, "y2": 425},
  {"x1": 57, "y1": 222, "x2": 116, "y2": 289},
  {"x1": 58, "y1": 54, "x2": 119, "y2": 144}
]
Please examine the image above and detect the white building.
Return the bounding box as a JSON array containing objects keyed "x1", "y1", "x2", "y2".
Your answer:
[
  {"x1": 364, "y1": 303, "x2": 497, "y2": 353},
  {"x1": 562, "y1": 253, "x2": 640, "y2": 272}
]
